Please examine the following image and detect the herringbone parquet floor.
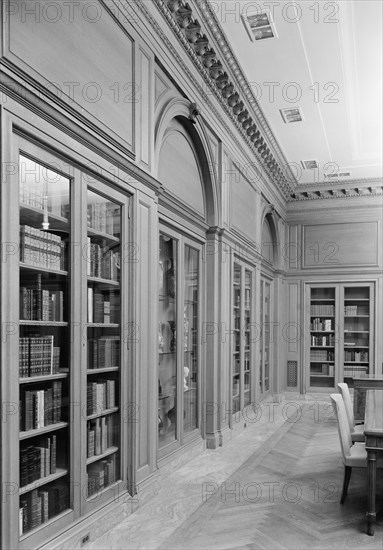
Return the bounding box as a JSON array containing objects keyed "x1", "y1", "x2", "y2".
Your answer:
[{"x1": 160, "y1": 404, "x2": 383, "y2": 550}]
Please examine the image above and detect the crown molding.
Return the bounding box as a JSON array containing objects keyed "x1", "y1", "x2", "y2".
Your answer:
[{"x1": 134, "y1": 0, "x2": 295, "y2": 200}]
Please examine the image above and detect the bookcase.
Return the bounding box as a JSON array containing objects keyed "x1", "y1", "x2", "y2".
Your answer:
[
  {"x1": 18, "y1": 154, "x2": 71, "y2": 537},
  {"x1": 158, "y1": 231, "x2": 201, "y2": 455},
  {"x1": 231, "y1": 261, "x2": 254, "y2": 414},
  {"x1": 307, "y1": 283, "x2": 374, "y2": 389},
  {"x1": 259, "y1": 278, "x2": 271, "y2": 394},
  {"x1": 1, "y1": 139, "x2": 132, "y2": 549}
]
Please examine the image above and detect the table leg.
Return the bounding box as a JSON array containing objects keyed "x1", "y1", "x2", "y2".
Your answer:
[{"x1": 366, "y1": 449, "x2": 377, "y2": 536}]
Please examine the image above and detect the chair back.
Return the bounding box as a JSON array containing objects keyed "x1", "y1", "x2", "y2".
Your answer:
[
  {"x1": 337, "y1": 382, "x2": 354, "y2": 431},
  {"x1": 330, "y1": 393, "x2": 353, "y2": 459}
]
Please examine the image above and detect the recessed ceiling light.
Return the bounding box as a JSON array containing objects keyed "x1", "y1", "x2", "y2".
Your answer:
[
  {"x1": 301, "y1": 160, "x2": 318, "y2": 170},
  {"x1": 280, "y1": 108, "x2": 303, "y2": 123},
  {"x1": 241, "y1": 11, "x2": 277, "y2": 42}
]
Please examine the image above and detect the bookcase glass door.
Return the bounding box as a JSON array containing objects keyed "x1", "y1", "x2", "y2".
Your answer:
[
  {"x1": 309, "y1": 287, "x2": 336, "y2": 388},
  {"x1": 183, "y1": 245, "x2": 199, "y2": 434},
  {"x1": 158, "y1": 235, "x2": 178, "y2": 448},
  {"x1": 232, "y1": 263, "x2": 241, "y2": 414},
  {"x1": 232, "y1": 261, "x2": 253, "y2": 415},
  {"x1": 259, "y1": 279, "x2": 271, "y2": 394},
  {"x1": 19, "y1": 154, "x2": 71, "y2": 537},
  {"x1": 343, "y1": 286, "x2": 371, "y2": 383},
  {"x1": 86, "y1": 189, "x2": 121, "y2": 500}
]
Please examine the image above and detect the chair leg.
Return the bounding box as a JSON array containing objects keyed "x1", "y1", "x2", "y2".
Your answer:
[{"x1": 340, "y1": 466, "x2": 352, "y2": 504}]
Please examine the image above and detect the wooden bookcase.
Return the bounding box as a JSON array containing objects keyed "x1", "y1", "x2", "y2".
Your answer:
[
  {"x1": 231, "y1": 260, "x2": 254, "y2": 415},
  {"x1": 307, "y1": 283, "x2": 374, "y2": 390},
  {"x1": 1, "y1": 136, "x2": 133, "y2": 549},
  {"x1": 259, "y1": 278, "x2": 271, "y2": 395}
]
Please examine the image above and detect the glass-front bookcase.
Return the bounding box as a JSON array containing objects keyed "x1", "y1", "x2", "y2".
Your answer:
[
  {"x1": 306, "y1": 283, "x2": 374, "y2": 390},
  {"x1": 18, "y1": 155, "x2": 71, "y2": 537},
  {"x1": 231, "y1": 260, "x2": 254, "y2": 415},
  {"x1": 1, "y1": 138, "x2": 132, "y2": 550},
  {"x1": 259, "y1": 278, "x2": 271, "y2": 395},
  {"x1": 158, "y1": 230, "x2": 201, "y2": 456}
]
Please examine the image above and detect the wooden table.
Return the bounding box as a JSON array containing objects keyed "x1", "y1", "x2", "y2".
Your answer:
[
  {"x1": 353, "y1": 375, "x2": 383, "y2": 422},
  {"x1": 364, "y1": 389, "x2": 383, "y2": 536}
]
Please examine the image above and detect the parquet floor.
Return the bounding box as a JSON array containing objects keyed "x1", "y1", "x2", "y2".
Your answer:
[
  {"x1": 87, "y1": 399, "x2": 382, "y2": 550},
  {"x1": 160, "y1": 404, "x2": 383, "y2": 550}
]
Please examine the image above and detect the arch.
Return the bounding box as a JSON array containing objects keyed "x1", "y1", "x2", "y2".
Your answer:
[
  {"x1": 260, "y1": 205, "x2": 280, "y2": 267},
  {"x1": 155, "y1": 97, "x2": 217, "y2": 226}
]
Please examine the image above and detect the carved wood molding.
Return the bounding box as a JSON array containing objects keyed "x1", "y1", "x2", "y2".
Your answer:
[
  {"x1": 289, "y1": 185, "x2": 383, "y2": 201},
  {"x1": 135, "y1": 0, "x2": 295, "y2": 199}
]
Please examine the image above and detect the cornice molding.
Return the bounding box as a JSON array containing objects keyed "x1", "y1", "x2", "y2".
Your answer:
[
  {"x1": 135, "y1": 0, "x2": 295, "y2": 199},
  {"x1": 288, "y1": 185, "x2": 383, "y2": 202}
]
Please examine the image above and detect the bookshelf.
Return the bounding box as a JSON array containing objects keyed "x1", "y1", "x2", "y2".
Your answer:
[
  {"x1": 259, "y1": 278, "x2": 271, "y2": 394},
  {"x1": 18, "y1": 154, "x2": 71, "y2": 537},
  {"x1": 86, "y1": 189, "x2": 121, "y2": 500},
  {"x1": 158, "y1": 233, "x2": 201, "y2": 455},
  {"x1": 0, "y1": 143, "x2": 132, "y2": 550},
  {"x1": 307, "y1": 284, "x2": 374, "y2": 390},
  {"x1": 232, "y1": 261, "x2": 254, "y2": 414},
  {"x1": 309, "y1": 287, "x2": 336, "y2": 388}
]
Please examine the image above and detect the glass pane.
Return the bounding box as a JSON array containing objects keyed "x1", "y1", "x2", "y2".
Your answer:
[
  {"x1": 243, "y1": 269, "x2": 251, "y2": 406},
  {"x1": 158, "y1": 235, "x2": 177, "y2": 447},
  {"x1": 233, "y1": 264, "x2": 241, "y2": 412},
  {"x1": 310, "y1": 287, "x2": 335, "y2": 388},
  {"x1": 264, "y1": 283, "x2": 270, "y2": 391},
  {"x1": 343, "y1": 287, "x2": 370, "y2": 381},
  {"x1": 183, "y1": 245, "x2": 199, "y2": 434},
  {"x1": 86, "y1": 189, "x2": 121, "y2": 498},
  {"x1": 19, "y1": 156, "x2": 71, "y2": 535},
  {"x1": 259, "y1": 281, "x2": 264, "y2": 391}
]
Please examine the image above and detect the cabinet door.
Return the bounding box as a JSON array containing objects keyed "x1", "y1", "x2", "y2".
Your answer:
[
  {"x1": 341, "y1": 284, "x2": 373, "y2": 383},
  {"x1": 259, "y1": 278, "x2": 271, "y2": 395},
  {"x1": 308, "y1": 286, "x2": 337, "y2": 389},
  {"x1": 16, "y1": 152, "x2": 76, "y2": 548},
  {"x1": 231, "y1": 261, "x2": 254, "y2": 415},
  {"x1": 158, "y1": 231, "x2": 202, "y2": 456},
  {"x1": 82, "y1": 181, "x2": 130, "y2": 513}
]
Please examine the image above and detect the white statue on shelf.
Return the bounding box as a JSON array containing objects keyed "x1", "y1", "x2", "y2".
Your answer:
[{"x1": 184, "y1": 366, "x2": 189, "y2": 390}]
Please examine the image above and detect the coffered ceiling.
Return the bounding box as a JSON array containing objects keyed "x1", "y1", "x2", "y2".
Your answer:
[{"x1": 212, "y1": 0, "x2": 382, "y2": 187}]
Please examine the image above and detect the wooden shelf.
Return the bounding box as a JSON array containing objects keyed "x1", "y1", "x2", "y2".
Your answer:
[
  {"x1": 87, "y1": 226, "x2": 120, "y2": 242},
  {"x1": 86, "y1": 407, "x2": 119, "y2": 421},
  {"x1": 19, "y1": 468, "x2": 68, "y2": 495},
  {"x1": 87, "y1": 367, "x2": 119, "y2": 374},
  {"x1": 87, "y1": 446, "x2": 118, "y2": 465},
  {"x1": 20, "y1": 422, "x2": 69, "y2": 440},
  {"x1": 87, "y1": 276, "x2": 119, "y2": 286},
  {"x1": 19, "y1": 320, "x2": 67, "y2": 326},
  {"x1": 20, "y1": 263, "x2": 68, "y2": 276},
  {"x1": 20, "y1": 373, "x2": 68, "y2": 383}
]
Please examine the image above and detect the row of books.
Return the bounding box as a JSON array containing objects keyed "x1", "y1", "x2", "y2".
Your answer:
[
  {"x1": 344, "y1": 305, "x2": 369, "y2": 316},
  {"x1": 311, "y1": 335, "x2": 335, "y2": 347},
  {"x1": 20, "y1": 286, "x2": 64, "y2": 322},
  {"x1": 87, "y1": 380, "x2": 116, "y2": 416},
  {"x1": 310, "y1": 304, "x2": 335, "y2": 316},
  {"x1": 20, "y1": 225, "x2": 66, "y2": 271},
  {"x1": 87, "y1": 417, "x2": 114, "y2": 457},
  {"x1": 344, "y1": 365, "x2": 369, "y2": 377},
  {"x1": 311, "y1": 364, "x2": 335, "y2": 376},
  {"x1": 87, "y1": 454, "x2": 117, "y2": 498},
  {"x1": 19, "y1": 484, "x2": 68, "y2": 535},
  {"x1": 310, "y1": 350, "x2": 334, "y2": 361},
  {"x1": 310, "y1": 318, "x2": 332, "y2": 331},
  {"x1": 87, "y1": 202, "x2": 119, "y2": 236},
  {"x1": 88, "y1": 337, "x2": 120, "y2": 370},
  {"x1": 19, "y1": 336, "x2": 60, "y2": 378},
  {"x1": 87, "y1": 288, "x2": 119, "y2": 324},
  {"x1": 86, "y1": 238, "x2": 120, "y2": 281},
  {"x1": 20, "y1": 435, "x2": 57, "y2": 487},
  {"x1": 344, "y1": 350, "x2": 369, "y2": 362},
  {"x1": 21, "y1": 381, "x2": 62, "y2": 431}
]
